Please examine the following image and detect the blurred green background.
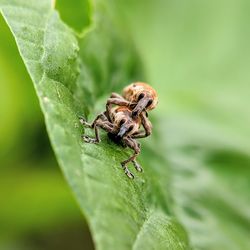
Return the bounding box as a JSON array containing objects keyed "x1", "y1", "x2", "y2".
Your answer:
[{"x1": 1, "y1": 0, "x2": 250, "y2": 249}]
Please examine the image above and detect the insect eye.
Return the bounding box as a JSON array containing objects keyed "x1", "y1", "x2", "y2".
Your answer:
[
  {"x1": 138, "y1": 93, "x2": 145, "y2": 101},
  {"x1": 128, "y1": 125, "x2": 134, "y2": 132},
  {"x1": 146, "y1": 99, "x2": 153, "y2": 108},
  {"x1": 119, "y1": 119, "x2": 126, "y2": 126}
]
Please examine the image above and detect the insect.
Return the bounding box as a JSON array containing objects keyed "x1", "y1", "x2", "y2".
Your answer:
[
  {"x1": 80, "y1": 82, "x2": 158, "y2": 179},
  {"x1": 106, "y1": 82, "x2": 158, "y2": 138},
  {"x1": 80, "y1": 106, "x2": 144, "y2": 179}
]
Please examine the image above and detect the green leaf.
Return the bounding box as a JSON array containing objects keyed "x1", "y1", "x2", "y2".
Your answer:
[{"x1": 0, "y1": 0, "x2": 190, "y2": 249}]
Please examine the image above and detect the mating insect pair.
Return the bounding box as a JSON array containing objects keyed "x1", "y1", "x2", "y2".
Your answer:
[{"x1": 80, "y1": 82, "x2": 158, "y2": 179}]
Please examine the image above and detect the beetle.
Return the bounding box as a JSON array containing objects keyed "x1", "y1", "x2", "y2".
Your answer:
[
  {"x1": 106, "y1": 82, "x2": 158, "y2": 138},
  {"x1": 80, "y1": 106, "x2": 146, "y2": 179}
]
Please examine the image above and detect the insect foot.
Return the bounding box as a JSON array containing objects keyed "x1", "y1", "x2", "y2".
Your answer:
[
  {"x1": 79, "y1": 116, "x2": 91, "y2": 128},
  {"x1": 132, "y1": 160, "x2": 143, "y2": 172},
  {"x1": 121, "y1": 163, "x2": 135, "y2": 179},
  {"x1": 81, "y1": 135, "x2": 99, "y2": 144},
  {"x1": 124, "y1": 168, "x2": 135, "y2": 179}
]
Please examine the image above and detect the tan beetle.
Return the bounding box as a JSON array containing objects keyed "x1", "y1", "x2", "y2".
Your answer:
[
  {"x1": 106, "y1": 82, "x2": 158, "y2": 138},
  {"x1": 80, "y1": 106, "x2": 144, "y2": 179},
  {"x1": 80, "y1": 82, "x2": 158, "y2": 179}
]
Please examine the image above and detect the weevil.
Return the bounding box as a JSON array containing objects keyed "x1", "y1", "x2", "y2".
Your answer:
[
  {"x1": 80, "y1": 106, "x2": 146, "y2": 179},
  {"x1": 106, "y1": 82, "x2": 158, "y2": 138}
]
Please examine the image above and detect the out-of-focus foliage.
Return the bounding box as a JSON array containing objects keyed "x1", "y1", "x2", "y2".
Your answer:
[
  {"x1": 1, "y1": 0, "x2": 250, "y2": 250},
  {"x1": 118, "y1": 0, "x2": 250, "y2": 249},
  {"x1": 55, "y1": 0, "x2": 91, "y2": 34}
]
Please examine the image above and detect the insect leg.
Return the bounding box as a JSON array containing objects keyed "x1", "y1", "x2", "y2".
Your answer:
[
  {"x1": 106, "y1": 97, "x2": 131, "y2": 121},
  {"x1": 82, "y1": 121, "x2": 101, "y2": 144},
  {"x1": 79, "y1": 116, "x2": 92, "y2": 128},
  {"x1": 109, "y1": 92, "x2": 126, "y2": 99},
  {"x1": 82, "y1": 120, "x2": 114, "y2": 144},
  {"x1": 120, "y1": 137, "x2": 142, "y2": 178},
  {"x1": 131, "y1": 112, "x2": 152, "y2": 139},
  {"x1": 132, "y1": 160, "x2": 143, "y2": 172},
  {"x1": 90, "y1": 112, "x2": 108, "y2": 128},
  {"x1": 79, "y1": 112, "x2": 107, "y2": 128}
]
